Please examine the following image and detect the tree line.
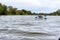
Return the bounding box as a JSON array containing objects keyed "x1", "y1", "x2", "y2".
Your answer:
[
  {"x1": 39, "y1": 10, "x2": 60, "y2": 16},
  {"x1": 0, "y1": 3, "x2": 60, "y2": 15},
  {"x1": 0, "y1": 3, "x2": 35, "y2": 15}
]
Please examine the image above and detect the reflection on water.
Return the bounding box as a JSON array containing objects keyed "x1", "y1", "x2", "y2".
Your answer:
[{"x1": 0, "y1": 15, "x2": 60, "y2": 40}]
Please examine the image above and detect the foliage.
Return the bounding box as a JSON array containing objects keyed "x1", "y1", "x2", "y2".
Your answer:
[
  {"x1": 0, "y1": 3, "x2": 60, "y2": 15},
  {"x1": 0, "y1": 3, "x2": 3, "y2": 15},
  {"x1": 0, "y1": 3, "x2": 35, "y2": 15}
]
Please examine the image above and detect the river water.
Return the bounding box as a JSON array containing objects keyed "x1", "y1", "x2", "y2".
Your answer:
[{"x1": 0, "y1": 15, "x2": 60, "y2": 40}]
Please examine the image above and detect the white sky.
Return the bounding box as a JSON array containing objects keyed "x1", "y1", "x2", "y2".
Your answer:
[{"x1": 0, "y1": 0, "x2": 60, "y2": 13}]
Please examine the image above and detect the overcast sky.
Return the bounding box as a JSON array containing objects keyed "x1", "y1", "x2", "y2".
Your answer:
[{"x1": 0, "y1": 0, "x2": 60, "y2": 13}]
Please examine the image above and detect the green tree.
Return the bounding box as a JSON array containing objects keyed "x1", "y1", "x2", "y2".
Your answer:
[
  {"x1": 21, "y1": 9, "x2": 28, "y2": 15},
  {"x1": 0, "y1": 3, "x2": 3, "y2": 15},
  {"x1": 7, "y1": 6, "x2": 13, "y2": 15},
  {"x1": 27, "y1": 11, "x2": 32, "y2": 15},
  {"x1": 2, "y1": 5, "x2": 7, "y2": 15},
  {"x1": 16, "y1": 10, "x2": 24, "y2": 15},
  {"x1": 12, "y1": 8, "x2": 17, "y2": 15}
]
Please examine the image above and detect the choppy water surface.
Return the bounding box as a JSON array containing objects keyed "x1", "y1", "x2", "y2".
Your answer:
[{"x1": 0, "y1": 15, "x2": 60, "y2": 40}]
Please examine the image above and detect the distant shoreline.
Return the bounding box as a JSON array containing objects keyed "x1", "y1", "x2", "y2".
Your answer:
[{"x1": 0, "y1": 3, "x2": 60, "y2": 16}]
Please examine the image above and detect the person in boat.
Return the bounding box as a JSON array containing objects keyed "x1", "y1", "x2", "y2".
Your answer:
[
  {"x1": 38, "y1": 15, "x2": 43, "y2": 18},
  {"x1": 35, "y1": 14, "x2": 43, "y2": 20}
]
